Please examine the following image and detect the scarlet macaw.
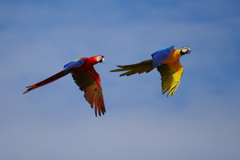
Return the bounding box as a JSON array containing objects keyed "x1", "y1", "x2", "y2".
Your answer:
[
  {"x1": 110, "y1": 45, "x2": 191, "y2": 96},
  {"x1": 23, "y1": 55, "x2": 106, "y2": 116}
]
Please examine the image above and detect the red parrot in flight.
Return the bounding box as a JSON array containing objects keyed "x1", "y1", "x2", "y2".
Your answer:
[
  {"x1": 23, "y1": 55, "x2": 106, "y2": 116},
  {"x1": 110, "y1": 45, "x2": 191, "y2": 96}
]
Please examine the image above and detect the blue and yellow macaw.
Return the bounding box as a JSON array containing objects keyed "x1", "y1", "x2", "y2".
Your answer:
[
  {"x1": 110, "y1": 45, "x2": 191, "y2": 96},
  {"x1": 23, "y1": 55, "x2": 106, "y2": 116}
]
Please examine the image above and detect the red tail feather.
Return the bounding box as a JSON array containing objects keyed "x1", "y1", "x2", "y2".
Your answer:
[{"x1": 23, "y1": 70, "x2": 70, "y2": 94}]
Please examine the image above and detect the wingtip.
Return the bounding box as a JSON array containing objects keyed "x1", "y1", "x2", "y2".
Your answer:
[
  {"x1": 95, "y1": 109, "x2": 106, "y2": 117},
  {"x1": 94, "y1": 106, "x2": 106, "y2": 117}
]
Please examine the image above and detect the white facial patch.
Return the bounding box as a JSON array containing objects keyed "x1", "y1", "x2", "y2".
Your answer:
[{"x1": 182, "y1": 47, "x2": 191, "y2": 54}]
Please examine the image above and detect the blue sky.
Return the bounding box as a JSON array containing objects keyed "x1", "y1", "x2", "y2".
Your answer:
[{"x1": 0, "y1": 0, "x2": 240, "y2": 159}]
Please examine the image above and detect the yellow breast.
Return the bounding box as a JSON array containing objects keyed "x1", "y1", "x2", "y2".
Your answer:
[{"x1": 162, "y1": 49, "x2": 182, "y2": 64}]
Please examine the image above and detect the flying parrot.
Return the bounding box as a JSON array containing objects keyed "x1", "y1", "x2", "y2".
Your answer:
[
  {"x1": 110, "y1": 45, "x2": 191, "y2": 96},
  {"x1": 23, "y1": 55, "x2": 106, "y2": 116}
]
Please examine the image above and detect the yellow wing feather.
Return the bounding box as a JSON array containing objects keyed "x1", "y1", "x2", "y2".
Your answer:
[{"x1": 157, "y1": 60, "x2": 184, "y2": 96}]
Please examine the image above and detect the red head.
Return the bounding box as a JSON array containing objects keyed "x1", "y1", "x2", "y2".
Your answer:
[{"x1": 94, "y1": 55, "x2": 105, "y2": 63}]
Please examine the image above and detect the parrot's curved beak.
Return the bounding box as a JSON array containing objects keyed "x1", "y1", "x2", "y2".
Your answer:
[{"x1": 99, "y1": 57, "x2": 105, "y2": 63}]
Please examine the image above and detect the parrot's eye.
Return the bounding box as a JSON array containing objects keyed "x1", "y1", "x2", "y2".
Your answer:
[
  {"x1": 97, "y1": 56, "x2": 104, "y2": 63},
  {"x1": 181, "y1": 46, "x2": 191, "y2": 55}
]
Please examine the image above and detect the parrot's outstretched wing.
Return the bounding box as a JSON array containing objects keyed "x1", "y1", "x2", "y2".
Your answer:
[
  {"x1": 151, "y1": 45, "x2": 175, "y2": 67},
  {"x1": 63, "y1": 58, "x2": 86, "y2": 70},
  {"x1": 71, "y1": 68, "x2": 105, "y2": 116},
  {"x1": 157, "y1": 60, "x2": 184, "y2": 96}
]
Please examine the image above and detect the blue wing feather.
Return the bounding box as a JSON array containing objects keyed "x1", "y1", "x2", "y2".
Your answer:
[
  {"x1": 151, "y1": 45, "x2": 175, "y2": 67},
  {"x1": 63, "y1": 58, "x2": 86, "y2": 70}
]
